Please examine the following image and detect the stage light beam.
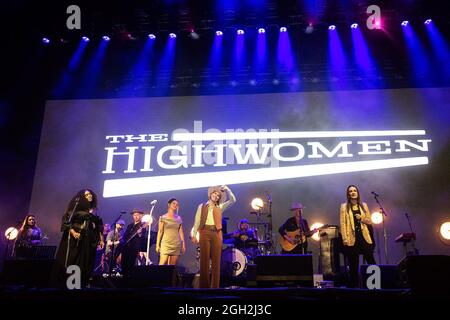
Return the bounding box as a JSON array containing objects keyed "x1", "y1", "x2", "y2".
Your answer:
[{"x1": 251, "y1": 198, "x2": 264, "y2": 211}]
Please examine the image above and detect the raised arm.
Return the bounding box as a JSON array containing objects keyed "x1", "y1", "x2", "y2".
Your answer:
[{"x1": 220, "y1": 185, "x2": 236, "y2": 212}]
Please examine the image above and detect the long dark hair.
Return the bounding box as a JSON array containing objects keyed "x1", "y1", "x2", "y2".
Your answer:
[
  {"x1": 19, "y1": 214, "x2": 36, "y2": 232},
  {"x1": 65, "y1": 189, "x2": 98, "y2": 214},
  {"x1": 346, "y1": 185, "x2": 366, "y2": 213}
]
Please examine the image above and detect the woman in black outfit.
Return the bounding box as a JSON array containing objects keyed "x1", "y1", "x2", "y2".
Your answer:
[{"x1": 54, "y1": 189, "x2": 104, "y2": 287}]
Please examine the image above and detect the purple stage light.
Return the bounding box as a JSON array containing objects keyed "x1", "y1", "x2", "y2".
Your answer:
[
  {"x1": 279, "y1": 27, "x2": 287, "y2": 32},
  {"x1": 258, "y1": 28, "x2": 265, "y2": 34},
  {"x1": 401, "y1": 21, "x2": 409, "y2": 27},
  {"x1": 237, "y1": 29, "x2": 244, "y2": 35},
  {"x1": 169, "y1": 33, "x2": 176, "y2": 39},
  {"x1": 102, "y1": 36, "x2": 110, "y2": 41},
  {"x1": 351, "y1": 23, "x2": 358, "y2": 29},
  {"x1": 424, "y1": 19, "x2": 432, "y2": 25},
  {"x1": 82, "y1": 36, "x2": 89, "y2": 42},
  {"x1": 215, "y1": 30, "x2": 223, "y2": 36},
  {"x1": 375, "y1": 20, "x2": 381, "y2": 27},
  {"x1": 42, "y1": 37, "x2": 50, "y2": 44},
  {"x1": 148, "y1": 34, "x2": 156, "y2": 40},
  {"x1": 328, "y1": 25, "x2": 336, "y2": 31}
]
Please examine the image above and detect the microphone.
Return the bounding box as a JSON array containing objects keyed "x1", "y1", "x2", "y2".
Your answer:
[
  {"x1": 75, "y1": 197, "x2": 81, "y2": 202},
  {"x1": 371, "y1": 191, "x2": 380, "y2": 197},
  {"x1": 150, "y1": 200, "x2": 157, "y2": 205},
  {"x1": 120, "y1": 211, "x2": 127, "y2": 215}
]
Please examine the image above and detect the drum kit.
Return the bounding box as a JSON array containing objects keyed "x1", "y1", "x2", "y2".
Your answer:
[{"x1": 221, "y1": 225, "x2": 272, "y2": 278}]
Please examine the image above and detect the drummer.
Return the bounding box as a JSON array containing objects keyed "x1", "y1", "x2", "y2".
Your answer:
[{"x1": 232, "y1": 219, "x2": 258, "y2": 250}]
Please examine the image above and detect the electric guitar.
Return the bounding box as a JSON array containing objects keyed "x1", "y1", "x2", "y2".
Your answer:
[{"x1": 279, "y1": 225, "x2": 329, "y2": 252}]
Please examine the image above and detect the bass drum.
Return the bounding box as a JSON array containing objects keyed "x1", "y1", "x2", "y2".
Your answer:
[{"x1": 221, "y1": 247, "x2": 247, "y2": 277}]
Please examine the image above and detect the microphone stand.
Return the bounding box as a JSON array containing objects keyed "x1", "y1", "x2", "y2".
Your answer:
[
  {"x1": 64, "y1": 197, "x2": 80, "y2": 268},
  {"x1": 108, "y1": 211, "x2": 126, "y2": 277},
  {"x1": 373, "y1": 194, "x2": 389, "y2": 264},
  {"x1": 405, "y1": 213, "x2": 418, "y2": 255},
  {"x1": 266, "y1": 193, "x2": 273, "y2": 255},
  {"x1": 146, "y1": 203, "x2": 156, "y2": 265}
]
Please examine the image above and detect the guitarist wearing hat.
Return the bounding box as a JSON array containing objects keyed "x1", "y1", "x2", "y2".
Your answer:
[{"x1": 279, "y1": 202, "x2": 310, "y2": 254}]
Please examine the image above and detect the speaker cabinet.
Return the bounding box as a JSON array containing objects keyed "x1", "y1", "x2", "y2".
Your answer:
[
  {"x1": 256, "y1": 254, "x2": 313, "y2": 287},
  {"x1": 359, "y1": 264, "x2": 401, "y2": 289},
  {"x1": 0, "y1": 259, "x2": 55, "y2": 287},
  {"x1": 398, "y1": 255, "x2": 450, "y2": 293}
]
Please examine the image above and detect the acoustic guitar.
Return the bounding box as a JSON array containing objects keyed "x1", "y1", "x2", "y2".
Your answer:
[{"x1": 279, "y1": 225, "x2": 329, "y2": 252}]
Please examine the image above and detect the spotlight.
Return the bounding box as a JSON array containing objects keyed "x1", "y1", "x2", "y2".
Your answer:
[
  {"x1": 102, "y1": 36, "x2": 110, "y2": 41},
  {"x1": 5, "y1": 227, "x2": 18, "y2": 240},
  {"x1": 291, "y1": 77, "x2": 299, "y2": 84},
  {"x1": 237, "y1": 29, "x2": 245, "y2": 35},
  {"x1": 215, "y1": 30, "x2": 223, "y2": 36},
  {"x1": 328, "y1": 25, "x2": 336, "y2": 31},
  {"x1": 230, "y1": 80, "x2": 238, "y2": 87},
  {"x1": 401, "y1": 20, "x2": 409, "y2": 27},
  {"x1": 190, "y1": 31, "x2": 200, "y2": 40},
  {"x1": 424, "y1": 19, "x2": 432, "y2": 25},
  {"x1": 148, "y1": 34, "x2": 156, "y2": 40},
  {"x1": 310, "y1": 223, "x2": 324, "y2": 241},
  {"x1": 272, "y1": 79, "x2": 280, "y2": 85},
  {"x1": 279, "y1": 27, "x2": 287, "y2": 32},
  {"x1": 305, "y1": 23, "x2": 314, "y2": 34},
  {"x1": 142, "y1": 214, "x2": 153, "y2": 225},
  {"x1": 169, "y1": 33, "x2": 177, "y2": 39},
  {"x1": 42, "y1": 37, "x2": 50, "y2": 44},
  {"x1": 251, "y1": 198, "x2": 264, "y2": 211},
  {"x1": 371, "y1": 211, "x2": 383, "y2": 225},
  {"x1": 82, "y1": 36, "x2": 89, "y2": 42},
  {"x1": 375, "y1": 20, "x2": 381, "y2": 28},
  {"x1": 351, "y1": 23, "x2": 358, "y2": 29},
  {"x1": 249, "y1": 79, "x2": 257, "y2": 86},
  {"x1": 440, "y1": 222, "x2": 450, "y2": 240},
  {"x1": 258, "y1": 28, "x2": 265, "y2": 34}
]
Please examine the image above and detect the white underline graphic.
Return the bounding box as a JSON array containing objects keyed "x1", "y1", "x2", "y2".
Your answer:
[
  {"x1": 172, "y1": 130, "x2": 426, "y2": 141},
  {"x1": 103, "y1": 157, "x2": 428, "y2": 198}
]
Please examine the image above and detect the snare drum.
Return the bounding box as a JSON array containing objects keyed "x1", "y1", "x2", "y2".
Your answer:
[{"x1": 221, "y1": 247, "x2": 247, "y2": 277}]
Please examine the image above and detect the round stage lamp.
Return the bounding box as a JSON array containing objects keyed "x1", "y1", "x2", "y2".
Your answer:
[
  {"x1": 142, "y1": 214, "x2": 153, "y2": 225},
  {"x1": 371, "y1": 211, "x2": 383, "y2": 225},
  {"x1": 439, "y1": 222, "x2": 450, "y2": 243},
  {"x1": 190, "y1": 228, "x2": 199, "y2": 242},
  {"x1": 250, "y1": 198, "x2": 264, "y2": 211},
  {"x1": 5, "y1": 227, "x2": 18, "y2": 240},
  {"x1": 310, "y1": 222, "x2": 324, "y2": 241}
]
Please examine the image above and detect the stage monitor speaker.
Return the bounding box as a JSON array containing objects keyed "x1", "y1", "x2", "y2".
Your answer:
[
  {"x1": 0, "y1": 259, "x2": 55, "y2": 287},
  {"x1": 256, "y1": 254, "x2": 313, "y2": 287},
  {"x1": 128, "y1": 265, "x2": 178, "y2": 287},
  {"x1": 359, "y1": 264, "x2": 401, "y2": 289},
  {"x1": 398, "y1": 255, "x2": 450, "y2": 293}
]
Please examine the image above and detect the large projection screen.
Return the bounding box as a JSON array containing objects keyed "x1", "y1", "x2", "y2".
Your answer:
[{"x1": 30, "y1": 87, "x2": 450, "y2": 272}]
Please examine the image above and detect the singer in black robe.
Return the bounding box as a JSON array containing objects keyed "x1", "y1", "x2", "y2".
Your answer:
[{"x1": 53, "y1": 189, "x2": 104, "y2": 287}]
